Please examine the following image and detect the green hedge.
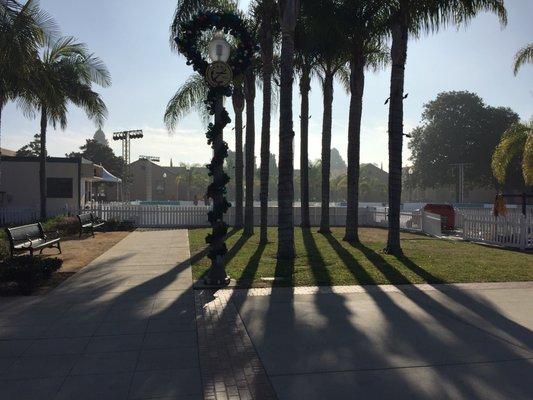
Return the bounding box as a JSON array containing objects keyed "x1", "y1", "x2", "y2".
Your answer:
[{"x1": 0, "y1": 256, "x2": 63, "y2": 295}]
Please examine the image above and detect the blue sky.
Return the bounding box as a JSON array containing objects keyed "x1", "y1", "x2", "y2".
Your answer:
[{"x1": 2, "y1": 0, "x2": 532, "y2": 170}]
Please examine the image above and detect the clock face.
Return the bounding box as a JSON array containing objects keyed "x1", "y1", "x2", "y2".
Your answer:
[{"x1": 206, "y1": 61, "x2": 233, "y2": 87}]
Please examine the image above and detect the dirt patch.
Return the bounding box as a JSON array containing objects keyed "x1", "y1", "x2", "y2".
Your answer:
[{"x1": 11, "y1": 231, "x2": 131, "y2": 295}]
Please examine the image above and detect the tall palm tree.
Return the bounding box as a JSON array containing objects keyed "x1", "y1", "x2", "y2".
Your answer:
[
  {"x1": 243, "y1": 67, "x2": 256, "y2": 235},
  {"x1": 513, "y1": 43, "x2": 532, "y2": 76},
  {"x1": 340, "y1": 1, "x2": 389, "y2": 243},
  {"x1": 254, "y1": 0, "x2": 277, "y2": 243},
  {"x1": 33, "y1": 37, "x2": 110, "y2": 219},
  {"x1": 384, "y1": 0, "x2": 507, "y2": 255},
  {"x1": 304, "y1": 0, "x2": 347, "y2": 234},
  {"x1": 277, "y1": 0, "x2": 300, "y2": 259},
  {"x1": 232, "y1": 79, "x2": 244, "y2": 228},
  {"x1": 298, "y1": 62, "x2": 312, "y2": 227},
  {"x1": 492, "y1": 121, "x2": 533, "y2": 187},
  {"x1": 294, "y1": 7, "x2": 317, "y2": 228},
  {"x1": 0, "y1": 0, "x2": 54, "y2": 162}
]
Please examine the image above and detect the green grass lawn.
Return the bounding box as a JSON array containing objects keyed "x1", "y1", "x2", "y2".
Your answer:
[{"x1": 188, "y1": 227, "x2": 533, "y2": 287}]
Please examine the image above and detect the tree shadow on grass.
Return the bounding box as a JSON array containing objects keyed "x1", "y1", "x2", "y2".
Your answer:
[
  {"x1": 302, "y1": 228, "x2": 333, "y2": 286},
  {"x1": 236, "y1": 241, "x2": 266, "y2": 287}
]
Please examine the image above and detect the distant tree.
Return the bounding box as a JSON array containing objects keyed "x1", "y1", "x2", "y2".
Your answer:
[
  {"x1": 16, "y1": 133, "x2": 43, "y2": 156},
  {"x1": 409, "y1": 91, "x2": 519, "y2": 190},
  {"x1": 67, "y1": 139, "x2": 124, "y2": 179}
]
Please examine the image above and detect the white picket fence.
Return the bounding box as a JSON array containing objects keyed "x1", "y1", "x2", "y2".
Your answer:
[
  {"x1": 85, "y1": 203, "x2": 442, "y2": 236},
  {"x1": 0, "y1": 207, "x2": 39, "y2": 226},
  {"x1": 462, "y1": 209, "x2": 533, "y2": 250}
]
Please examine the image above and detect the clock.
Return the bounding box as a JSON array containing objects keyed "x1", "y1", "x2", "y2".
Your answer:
[{"x1": 205, "y1": 61, "x2": 233, "y2": 87}]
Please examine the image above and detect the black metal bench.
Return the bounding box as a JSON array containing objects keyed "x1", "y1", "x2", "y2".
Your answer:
[
  {"x1": 77, "y1": 213, "x2": 106, "y2": 238},
  {"x1": 5, "y1": 223, "x2": 61, "y2": 257}
]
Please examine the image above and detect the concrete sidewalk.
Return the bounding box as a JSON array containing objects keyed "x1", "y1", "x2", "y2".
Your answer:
[
  {"x1": 228, "y1": 283, "x2": 533, "y2": 399},
  {"x1": 1, "y1": 228, "x2": 532, "y2": 400},
  {"x1": 0, "y1": 229, "x2": 200, "y2": 400}
]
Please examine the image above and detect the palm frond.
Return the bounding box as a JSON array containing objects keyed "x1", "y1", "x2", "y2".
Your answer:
[
  {"x1": 522, "y1": 125, "x2": 533, "y2": 186},
  {"x1": 491, "y1": 122, "x2": 529, "y2": 184},
  {"x1": 164, "y1": 74, "x2": 209, "y2": 132},
  {"x1": 170, "y1": 0, "x2": 239, "y2": 51},
  {"x1": 513, "y1": 43, "x2": 533, "y2": 76}
]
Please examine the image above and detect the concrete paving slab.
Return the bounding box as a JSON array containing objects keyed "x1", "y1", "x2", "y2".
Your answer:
[
  {"x1": 55, "y1": 372, "x2": 132, "y2": 400},
  {"x1": 237, "y1": 291, "x2": 532, "y2": 376},
  {"x1": 129, "y1": 368, "x2": 202, "y2": 399},
  {"x1": 0, "y1": 377, "x2": 64, "y2": 400},
  {"x1": 270, "y1": 358, "x2": 533, "y2": 400},
  {"x1": 71, "y1": 351, "x2": 138, "y2": 375},
  {"x1": 0, "y1": 229, "x2": 201, "y2": 400},
  {"x1": 408, "y1": 287, "x2": 533, "y2": 350},
  {"x1": 84, "y1": 334, "x2": 145, "y2": 354}
]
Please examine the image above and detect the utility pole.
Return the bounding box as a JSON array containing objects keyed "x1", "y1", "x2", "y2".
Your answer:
[{"x1": 450, "y1": 163, "x2": 472, "y2": 204}]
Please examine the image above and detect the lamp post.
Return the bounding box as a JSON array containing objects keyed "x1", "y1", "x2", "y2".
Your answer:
[
  {"x1": 204, "y1": 33, "x2": 232, "y2": 286},
  {"x1": 175, "y1": 12, "x2": 255, "y2": 287}
]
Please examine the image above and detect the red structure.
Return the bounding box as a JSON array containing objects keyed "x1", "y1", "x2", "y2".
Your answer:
[{"x1": 423, "y1": 204, "x2": 456, "y2": 230}]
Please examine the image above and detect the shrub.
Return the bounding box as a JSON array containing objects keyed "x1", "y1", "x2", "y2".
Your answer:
[
  {"x1": 105, "y1": 218, "x2": 135, "y2": 232},
  {"x1": 52, "y1": 216, "x2": 79, "y2": 235},
  {"x1": 41, "y1": 215, "x2": 79, "y2": 235},
  {"x1": 0, "y1": 256, "x2": 63, "y2": 295}
]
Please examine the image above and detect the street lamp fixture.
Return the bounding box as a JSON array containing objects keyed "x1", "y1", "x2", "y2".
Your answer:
[{"x1": 208, "y1": 32, "x2": 231, "y2": 62}]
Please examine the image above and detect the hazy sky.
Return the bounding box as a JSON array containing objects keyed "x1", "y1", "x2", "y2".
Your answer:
[{"x1": 2, "y1": 0, "x2": 532, "y2": 170}]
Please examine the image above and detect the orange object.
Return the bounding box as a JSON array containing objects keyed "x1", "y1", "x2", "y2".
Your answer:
[{"x1": 493, "y1": 193, "x2": 507, "y2": 217}]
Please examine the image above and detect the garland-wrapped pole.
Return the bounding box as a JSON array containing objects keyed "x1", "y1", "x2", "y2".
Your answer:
[
  {"x1": 175, "y1": 12, "x2": 256, "y2": 286},
  {"x1": 205, "y1": 91, "x2": 232, "y2": 285}
]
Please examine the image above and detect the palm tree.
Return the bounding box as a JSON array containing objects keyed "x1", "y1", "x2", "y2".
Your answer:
[
  {"x1": 513, "y1": 43, "x2": 532, "y2": 76},
  {"x1": 277, "y1": 0, "x2": 300, "y2": 259},
  {"x1": 33, "y1": 37, "x2": 110, "y2": 219},
  {"x1": 294, "y1": 7, "x2": 317, "y2": 228},
  {"x1": 340, "y1": 1, "x2": 389, "y2": 243},
  {"x1": 384, "y1": 0, "x2": 507, "y2": 255},
  {"x1": 492, "y1": 121, "x2": 533, "y2": 187},
  {"x1": 254, "y1": 0, "x2": 277, "y2": 243},
  {"x1": 232, "y1": 79, "x2": 244, "y2": 228},
  {"x1": 164, "y1": 75, "x2": 210, "y2": 130},
  {"x1": 304, "y1": 0, "x2": 347, "y2": 234},
  {"x1": 243, "y1": 67, "x2": 256, "y2": 235},
  {"x1": 0, "y1": 0, "x2": 54, "y2": 161}
]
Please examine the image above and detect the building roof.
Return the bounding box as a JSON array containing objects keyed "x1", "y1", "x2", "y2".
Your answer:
[{"x1": 0, "y1": 148, "x2": 16, "y2": 157}]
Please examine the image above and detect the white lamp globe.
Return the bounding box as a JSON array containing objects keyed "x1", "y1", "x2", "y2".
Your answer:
[{"x1": 208, "y1": 32, "x2": 231, "y2": 62}]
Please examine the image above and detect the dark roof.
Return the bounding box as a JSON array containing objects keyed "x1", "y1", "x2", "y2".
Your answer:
[{"x1": 0, "y1": 156, "x2": 81, "y2": 164}]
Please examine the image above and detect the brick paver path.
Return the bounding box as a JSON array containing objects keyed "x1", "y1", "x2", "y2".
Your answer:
[{"x1": 195, "y1": 289, "x2": 277, "y2": 400}]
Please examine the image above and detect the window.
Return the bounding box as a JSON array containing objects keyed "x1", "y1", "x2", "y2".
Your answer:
[
  {"x1": 155, "y1": 180, "x2": 165, "y2": 194},
  {"x1": 47, "y1": 178, "x2": 73, "y2": 198}
]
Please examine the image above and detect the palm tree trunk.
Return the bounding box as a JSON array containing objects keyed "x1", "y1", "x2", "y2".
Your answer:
[
  {"x1": 260, "y1": 3, "x2": 273, "y2": 243},
  {"x1": 39, "y1": 107, "x2": 48, "y2": 220},
  {"x1": 300, "y1": 66, "x2": 311, "y2": 228},
  {"x1": 319, "y1": 71, "x2": 333, "y2": 233},
  {"x1": 344, "y1": 46, "x2": 365, "y2": 242},
  {"x1": 232, "y1": 83, "x2": 244, "y2": 228},
  {"x1": 385, "y1": 16, "x2": 408, "y2": 255},
  {"x1": 244, "y1": 69, "x2": 255, "y2": 236},
  {"x1": 277, "y1": 0, "x2": 299, "y2": 259}
]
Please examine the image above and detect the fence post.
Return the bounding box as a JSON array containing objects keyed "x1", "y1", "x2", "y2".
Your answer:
[{"x1": 520, "y1": 215, "x2": 527, "y2": 251}]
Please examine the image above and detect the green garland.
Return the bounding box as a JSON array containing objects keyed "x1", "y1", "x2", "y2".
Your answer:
[{"x1": 175, "y1": 12, "x2": 255, "y2": 266}]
